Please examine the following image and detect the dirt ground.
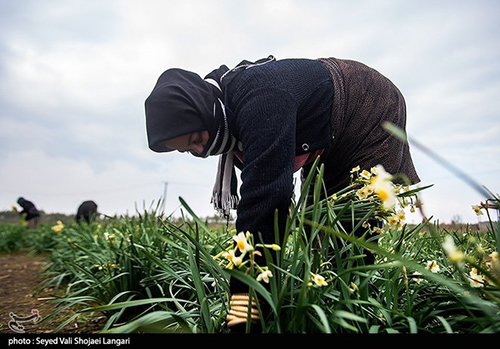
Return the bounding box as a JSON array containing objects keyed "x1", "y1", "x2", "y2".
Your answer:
[{"x1": 0, "y1": 251, "x2": 107, "y2": 334}]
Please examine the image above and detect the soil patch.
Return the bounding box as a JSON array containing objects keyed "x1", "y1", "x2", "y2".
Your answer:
[{"x1": 0, "y1": 251, "x2": 106, "y2": 333}]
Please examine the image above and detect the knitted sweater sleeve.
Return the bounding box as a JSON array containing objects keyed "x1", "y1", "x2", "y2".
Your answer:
[{"x1": 234, "y1": 86, "x2": 297, "y2": 246}]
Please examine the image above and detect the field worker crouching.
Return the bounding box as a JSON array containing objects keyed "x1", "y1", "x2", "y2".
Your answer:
[
  {"x1": 144, "y1": 55, "x2": 420, "y2": 332},
  {"x1": 76, "y1": 200, "x2": 99, "y2": 224},
  {"x1": 16, "y1": 197, "x2": 41, "y2": 229}
]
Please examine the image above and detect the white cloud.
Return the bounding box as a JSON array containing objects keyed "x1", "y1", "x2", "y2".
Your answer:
[
  {"x1": 0, "y1": 148, "x2": 220, "y2": 217},
  {"x1": 0, "y1": 0, "x2": 499, "y2": 224}
]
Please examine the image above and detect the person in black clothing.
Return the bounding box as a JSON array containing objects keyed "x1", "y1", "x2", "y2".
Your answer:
[
  {"x1": 76, "y1": 200, "x2": 98, "y2": 224},
  {"x1": 144, "y1": 55, "x2": 420, "y2": 330},
  {"x1": 16, "y1": 197, "x2": 41, "y2": 228}
]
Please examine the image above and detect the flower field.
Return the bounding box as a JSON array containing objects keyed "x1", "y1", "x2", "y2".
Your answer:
[{"x1": 1, "y1": 158, "x2": 499, "y2": 334}]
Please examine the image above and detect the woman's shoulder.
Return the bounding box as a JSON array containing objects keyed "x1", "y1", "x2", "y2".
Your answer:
[
  {"x1": 226, "y1": 58, "x2": 329, "y2": 101},
  {"x1": 233, "y1": 58, "x2": 324, "y2": 82}
]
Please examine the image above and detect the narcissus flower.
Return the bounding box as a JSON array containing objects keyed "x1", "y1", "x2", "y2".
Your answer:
[
  {"x1": 468, "y1": 268, "x2": 484, "y2": 288},
  {"x1": 486, "y1": 251, "x2": 499, "y2": 269},
  {"x1": 223, "y1": 250, "x2": 237, "y2": 266},
  {"x1": 372, "y1": 164, "x2": 392, "y2": 182},
  {"x1": 233, "y1": 232, "x2": 253, "y2": 253},
  {"x1": 360, "y1": 170, "x2": 371, "y2": 180},
  {"x1": 365, "y1": 185, "x2": 374, "y2": 195},
  {"x1": 356, "y1": 186, "x2": 370, "y2": 199},
  {"x1": 426, "y1": 260, "x2": 440, "y2": 273},
  {"x1": 472, "y1": 205, "x2": 483, "y2": 216},
  {"x1": 257, "y1": 269, "x2": 273, "y2": 283},
  {"x1": 51, "y1": 221, "x2": 64, "y2": 233},
  {"x1": 232, "y1": 256, "x2": 243, "y2": 267},
  {"x1": 103, "y1": 232, "x2": 115, "y2": 241},
  {"x1": 224, "y1": 250, "x2": 236, "y2": 261},
  {"x1": 350, "y1": 165, "x2": 360, "y2": 173},
  {"x1": 375, "y1": 182, "x2": 396, "y2": 209},
  {"x1": 442, "y1": 236, "x2": 464, "y2": 263},
  {"x1": 313, "y1": 274, "x2": 328, "y2": 287},
  {"x1": 397, "y1": 210, "x2": 406, "y2": 221},
  {"x1": 370, "y1": 165, "x2": 396, "y2": 210},
  {"x1": 388, "y1": 215, "x2": 400, "y2": 226}
]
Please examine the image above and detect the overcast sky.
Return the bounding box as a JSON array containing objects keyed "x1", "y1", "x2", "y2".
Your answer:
[{"x1": 0, "y1": 0, "x2": 499, "y2": 224}]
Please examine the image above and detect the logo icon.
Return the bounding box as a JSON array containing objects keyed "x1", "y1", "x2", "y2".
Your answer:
[{"x1": 8, "y1": 309, "x2": 42, "y2": 333}]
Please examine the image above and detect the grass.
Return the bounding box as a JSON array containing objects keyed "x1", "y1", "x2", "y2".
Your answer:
[
  {"x1": 0, "y1": 158, "x2": 496, "y2": 334},
  {"x1": 1, "y1": 132, "x2": 499, "y2": 334},
  {"x1": 0, "y1": 223, "x2": 60, "y2": 254}
]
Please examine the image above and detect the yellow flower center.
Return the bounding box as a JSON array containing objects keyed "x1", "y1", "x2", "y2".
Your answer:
[
  {"x1": 377, "y1": 189, "x2": 389, "y2": 202},
  {"x1": 237, "y1": 241, "x2": 246, "y2": 251}
]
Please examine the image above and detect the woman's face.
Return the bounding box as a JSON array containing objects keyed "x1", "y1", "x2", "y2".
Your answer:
[{"x1": 161, "y1": 130, "x2": 209, "y2": 156}]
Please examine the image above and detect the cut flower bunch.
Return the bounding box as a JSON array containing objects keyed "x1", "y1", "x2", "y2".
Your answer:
[{"x1": 216, "y1": 163, "x2": 426, "y2": 287}]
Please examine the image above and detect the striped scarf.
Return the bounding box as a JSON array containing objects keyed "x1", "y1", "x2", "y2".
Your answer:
[
  {"x1": 204, "y1": 77, "x2": 241, "y2": 218},
  {"x1": 204, "y1": 55, "x2": 276, "y2": 218}
]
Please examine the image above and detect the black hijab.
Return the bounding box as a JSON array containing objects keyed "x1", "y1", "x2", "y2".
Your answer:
[
  {"x1": 144, "y1": 56, "x2": 276, "y2": 217},
  {"x1": 145, "y1": 68, "x2": 220, "y2": 153}
]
